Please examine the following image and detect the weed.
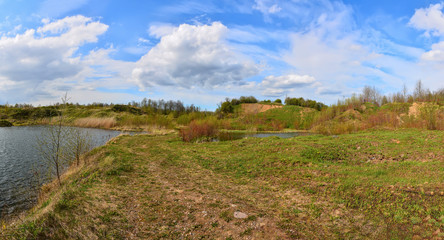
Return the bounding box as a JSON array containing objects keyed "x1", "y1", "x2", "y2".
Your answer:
[{"x1": 179, "y1": 119, "x2": 218, "y2": 142}]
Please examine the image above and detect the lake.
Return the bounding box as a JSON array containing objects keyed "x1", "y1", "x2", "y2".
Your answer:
[{"x1": 0, "y1": 126, "x2": 121, "y2": 219}]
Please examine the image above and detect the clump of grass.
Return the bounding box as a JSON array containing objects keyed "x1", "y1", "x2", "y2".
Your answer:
[
  {"x1": 301, "y1": 143, "x2": 353, "y2": 162},
  {"x1": 74, "y1": 117, "x2": 116, "y2": 129},
  {"x1": 179, "y1": 120, "x2": 218, "y2": 142}
]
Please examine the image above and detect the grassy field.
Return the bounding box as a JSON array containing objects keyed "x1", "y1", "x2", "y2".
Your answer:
[{"x1": 2, "y1": 129, "x2": 443, "y2": 239}]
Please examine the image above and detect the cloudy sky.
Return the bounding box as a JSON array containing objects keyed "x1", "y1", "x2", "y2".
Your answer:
[{"x1": 1, "y1": 0, "x2": 444, "y2": 109}]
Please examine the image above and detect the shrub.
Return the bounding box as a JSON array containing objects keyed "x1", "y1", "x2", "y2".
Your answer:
[
  {"x1": 220, "y1": 101, "x2": 234, "y2": 114},
  {"x1": 111, "y1": 105, "x2": 142, "y2": 115},
  {"x1": 179, "y1": 120, "x2": 218, "y2": 142},
  {"x1": 0, "y1": 120, "x2": 13, "y2": 127}
]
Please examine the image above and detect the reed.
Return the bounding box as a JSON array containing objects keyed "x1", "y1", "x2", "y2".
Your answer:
[{"x1": 73, "y1": 117, "x2": 116, "y2": 129}]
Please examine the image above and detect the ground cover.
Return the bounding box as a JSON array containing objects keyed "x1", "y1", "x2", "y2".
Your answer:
[{"x1": 2, "y1": 129, "x2": 443, "y2": 239}]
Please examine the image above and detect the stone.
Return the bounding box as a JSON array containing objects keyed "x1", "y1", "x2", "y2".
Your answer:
[{"x1": 233, "y1": 211, "x2": 248, "y2": 219}]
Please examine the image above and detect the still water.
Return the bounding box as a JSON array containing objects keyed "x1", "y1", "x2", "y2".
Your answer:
[{"x1": 0, "y1": 126, "x2": 121, "y2": 219}]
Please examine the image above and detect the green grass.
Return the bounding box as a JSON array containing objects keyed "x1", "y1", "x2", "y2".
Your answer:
[{"x1": 2, "y1": 129, "x2": 443, "y2": 239}]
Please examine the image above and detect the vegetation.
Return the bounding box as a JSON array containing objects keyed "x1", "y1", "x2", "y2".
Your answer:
[
  {"x1": 284, "y1": 96, "x2": 326, "y2": 110},
  {"x1": 0, "y1": 120, "x2": 13, "y2": 127},
  {"x1": 179, "y1": 119, "x2": 219, "y2": 142},
  {"x1": 1, "y1": 130, "x2": 442, "y2": 239},
  {"x1": 1, "y1": 81, "x2": 442, "y2": 135},
  {"x1": 1, "y1": 81, "x2": 443, "y2": 239}
]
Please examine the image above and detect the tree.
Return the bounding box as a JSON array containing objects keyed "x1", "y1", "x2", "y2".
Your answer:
[
  {"x1": 361, "y1": 85, "x2": 381, "y2": 105},
  {"x1": 414, "y1": 80, "x2": 425, "y2": 101},
  {"x1": 220, "y1": 101, "x2": 234, "y2": 114},
  {"x1": 402, "y1": 83, "x2": 408, "y2": 103},
  {"x1": 68, "y1": 128, "x2": 93, "y2": 166},
  {"x1": 36, "y1": 93, "x2": 70, "y2": 186}
]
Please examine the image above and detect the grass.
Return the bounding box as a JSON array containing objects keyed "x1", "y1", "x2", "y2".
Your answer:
[
  {"x1": 1, "y1": 129, "x2": 443, "y2": 239},
  {"x1": 73, "y1": 117, "x2": 116, "y2": 129}
]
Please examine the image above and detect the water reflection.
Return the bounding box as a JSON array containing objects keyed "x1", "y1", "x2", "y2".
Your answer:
[{"x1": 0, "y1": 126, "x2": 121, "y2": 219}]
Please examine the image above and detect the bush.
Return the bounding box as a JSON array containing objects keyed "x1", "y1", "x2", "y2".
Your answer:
[
  {"x1": 220, "y1": 101, "x2": 234, "y2": 114},
  {"x1": 0, "y1": 120, "x2": 13, "y2": 127},
  {"x1": 179, "y1": 120, "x2": 218, "y2": 142},
  {"x1": 111, "y1": 105, "x2": 142, "y2": 115}
]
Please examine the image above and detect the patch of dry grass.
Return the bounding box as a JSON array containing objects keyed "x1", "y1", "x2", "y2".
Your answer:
[{"x1": 74, "y1": 117, "x2": 116, "y2": 129}]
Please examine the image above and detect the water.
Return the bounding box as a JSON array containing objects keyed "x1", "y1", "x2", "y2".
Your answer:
[
  {"x1": 0, "y1": 126, "x2": 121, "y2": 219},
  {"x1": 217, "y1": 131, "x2": 312, "y2": 141}
]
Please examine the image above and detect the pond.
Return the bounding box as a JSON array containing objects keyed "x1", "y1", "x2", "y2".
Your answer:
[{"x1": 0, "y1": 126, "x2": 122, "y2": 219}]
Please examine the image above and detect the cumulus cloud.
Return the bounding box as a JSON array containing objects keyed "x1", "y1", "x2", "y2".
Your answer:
[
  {"x1": 261, "y1": 74, "x2": 315, "y2": 88},
  {"x1": 409, "y1": 3, "x2": 444, "y2": 37},
  {"x1": 132, "y1": 22, "x2": 259, "y2": 89},
  {"x1": 260, "y1": 74, "x2": 316, "y2": 97},
  {"x1": 421, "y1": 41, "x2": 444, "y2": 61},
  {"x1": 0, "y1": 15, "x2": 107, "y2": 86},
  {"x1": 0, "y1": 15, "x2": 109, "y2": 103}
]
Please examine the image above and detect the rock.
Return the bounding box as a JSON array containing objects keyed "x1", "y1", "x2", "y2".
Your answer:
[{"x1": 234, "y1": 211, "x2": 248, "y2": 219}]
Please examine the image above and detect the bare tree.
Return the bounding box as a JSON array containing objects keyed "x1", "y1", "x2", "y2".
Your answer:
[
  {"x1": 402, "y1": 84, "x2": 408, "y2": 103},
  {"x1": 68, "y1": 127, "x2": 93, "y2": 166},
  {"x1": 361, "y1": 85, "x2": 381, "y2": 105},
  {"x1": 414, "y1": 80, "x2": 425, "y2": 101},
  {"x1": 36, "y1": 93, "x2": 70, "y2": 186}
]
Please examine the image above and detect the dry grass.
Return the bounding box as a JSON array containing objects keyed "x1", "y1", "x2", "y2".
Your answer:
[
  {"x1": 74, "y1": 117, "x2": 116, "y2": 129},
  {"x1": 179, "y1": 120, "x2": 218, "y2": 142}
]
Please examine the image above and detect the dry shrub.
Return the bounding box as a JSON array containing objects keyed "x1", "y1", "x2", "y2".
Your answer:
[
  {"x1": 312, "y1": 121, "x2": 358, "y2": 135},
  {"x1": 270, "y1": 119, "x2": 284, "y2": 131},
  {"x1": 179, "y1": 120, "x2": 218, "y2": 142},
  {"x1": 400, "y1": 104, "x2": 443, "y2": 130},
  {"x1": 363, "y1": 110, "x2": 399, "y2": 129},
  {"x1": 74, "y1": 117, "x2": 116, "y2": 129}
]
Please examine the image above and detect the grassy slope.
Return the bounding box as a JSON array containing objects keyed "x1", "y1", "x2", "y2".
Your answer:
[{"x1": 2, "y1": 129, "x2": 443, "y2": 239}]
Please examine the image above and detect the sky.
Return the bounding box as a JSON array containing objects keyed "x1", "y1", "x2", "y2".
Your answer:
[{"x1": 1, "y1": 0, "x2": 444, "y2": 110}]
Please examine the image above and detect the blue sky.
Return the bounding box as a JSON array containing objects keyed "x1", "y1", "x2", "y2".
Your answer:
[{"x1": 0, "y1": 0, "x2": 443, "y2": 109}]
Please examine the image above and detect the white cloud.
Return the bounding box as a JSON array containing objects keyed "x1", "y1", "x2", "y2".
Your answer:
[
  {"x1": 276, "y1": 1, "x2": 440, "y2": 101},
  {"x1": 0, "y1": 15, "x2": 107, "y2": 86},
  {"x1": 261, "y1": 74, "x2": 315, "y2": 88},
  {"x1": 421, "y1": 41, "x2": 444, "y2": 61},
  {"x1": 0, "y1": 15, "x2": 111, "y2": 103},
  {"x1": 409, "y1": 3, "x2": 444, "y2": 37},
  {"x1": 39, "y1": 0, "x2": 90, "y2": 17},
  {"x1": 258, "y1": 74, "x2": 316, "y2": 97},
  {"x1": 253, "y1": 0, "x2": 282, "y2": 22},
  {"x1": 148, "y1": 24, "x2": 176, "y2": 38},
  {"x1": 254, "y1": 0, "x2": 281, "y2": 14},
  {"x1": 132, "y1": 22, "x2": 259, "y2": 90}
]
